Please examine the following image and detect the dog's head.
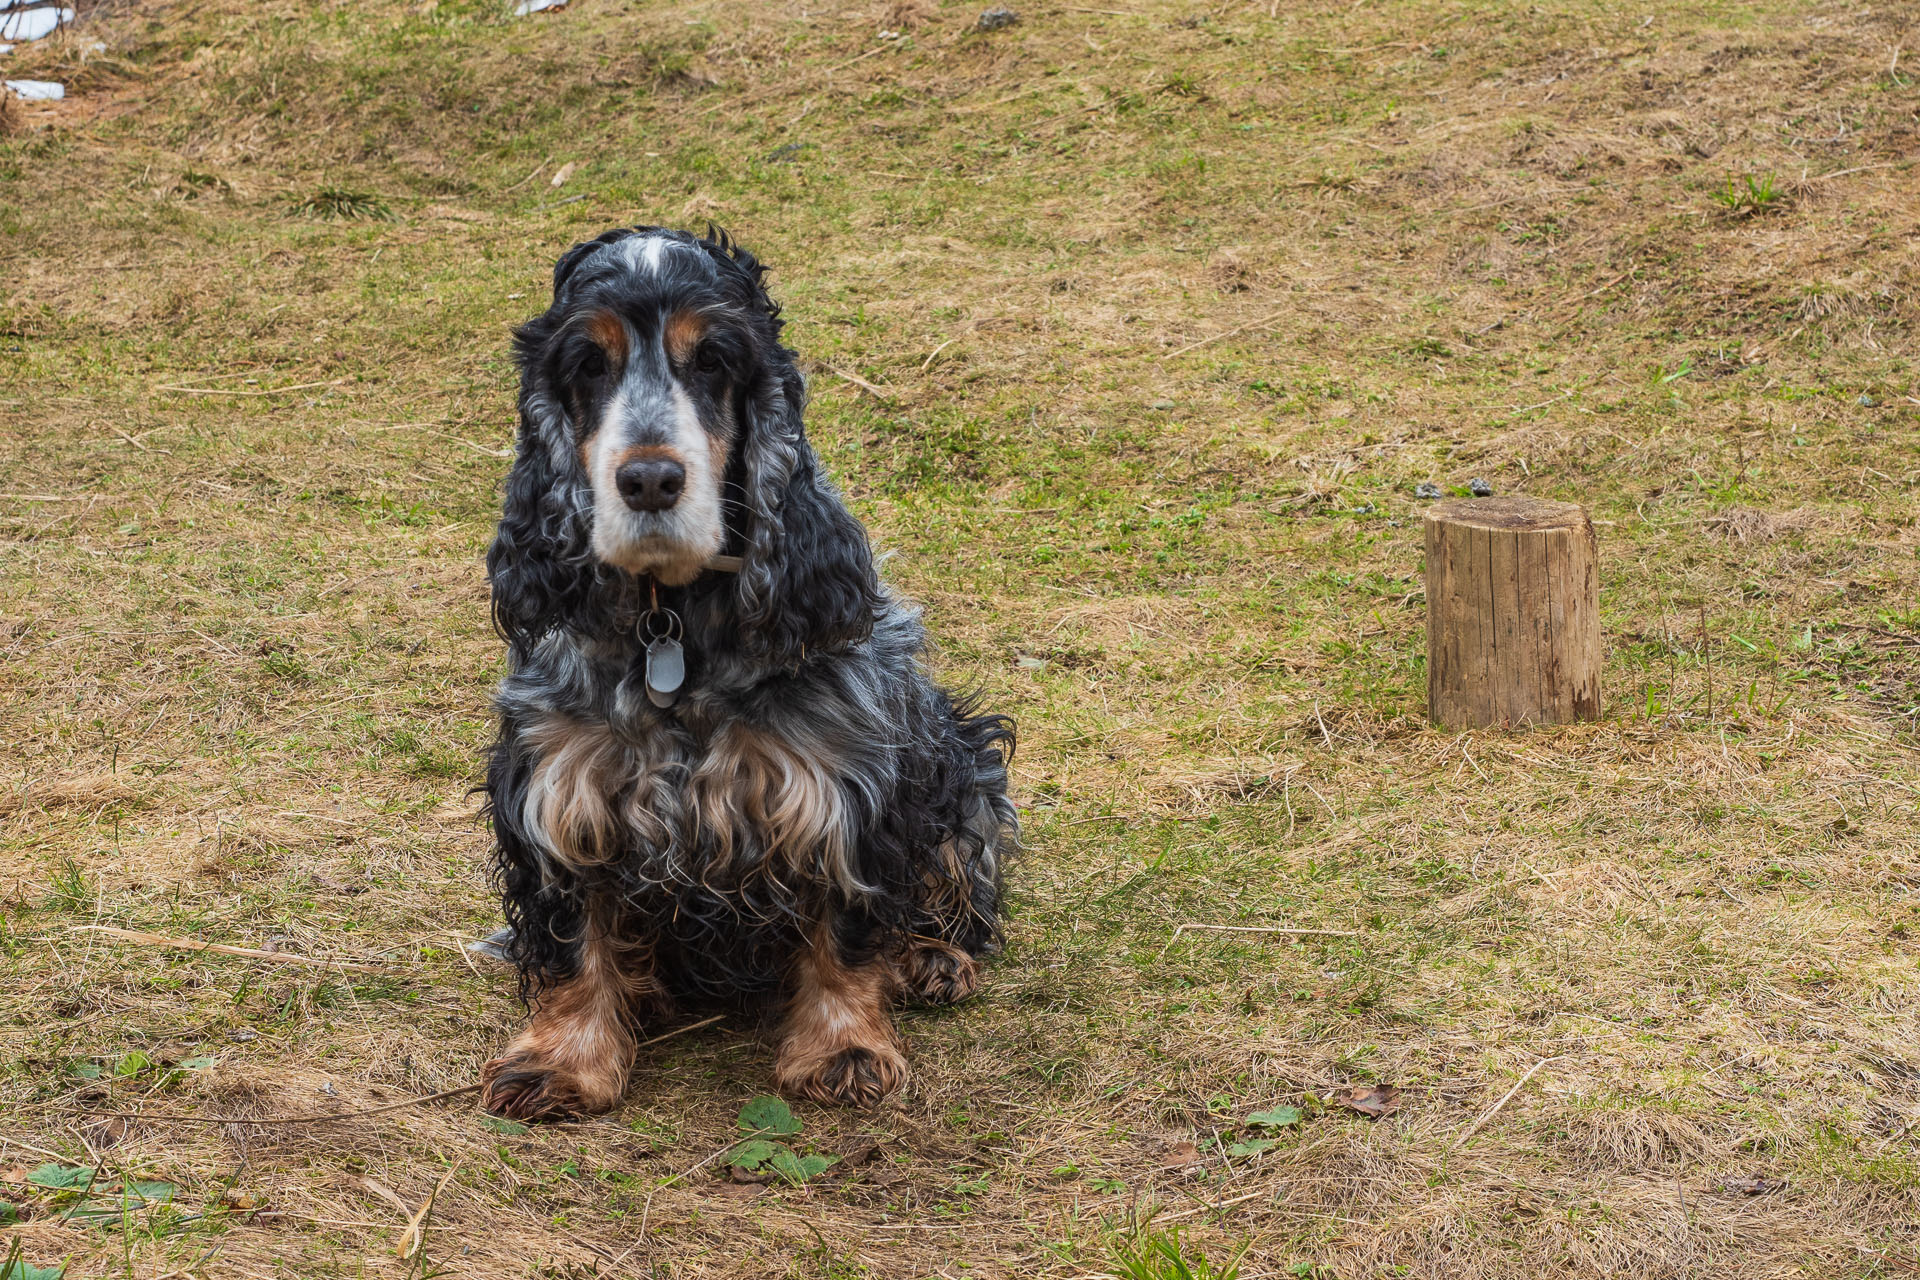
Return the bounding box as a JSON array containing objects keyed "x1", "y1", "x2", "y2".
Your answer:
[{"x1": 490, "y1": 227, "x2": 879, "y2": 664}]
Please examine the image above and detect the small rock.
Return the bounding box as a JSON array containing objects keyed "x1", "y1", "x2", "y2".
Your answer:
[
  {"x1": 1468, "y1": 477, "x2": 1493, "y2": 497},
  {"x1": 1149, "y1": 399, "x2": 1175, "y2": 410},
  {"x1": 976, "y1": 6, "x2": 1018, "y2": 31},
  {"x1": 1414, "y1": 482, "x2": 1441, "y2": 500},
  {"x1": 1857, "y1": 394, "x2": 1877, "y2": 407},
  {"x1": 230, "y1": 1028, "x2": 258, "y2": 1042}
]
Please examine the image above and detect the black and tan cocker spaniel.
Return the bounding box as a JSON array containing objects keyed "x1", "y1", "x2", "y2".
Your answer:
[{"x1": 477, "y1": 226, "x2": 1017, "y2": 1120}]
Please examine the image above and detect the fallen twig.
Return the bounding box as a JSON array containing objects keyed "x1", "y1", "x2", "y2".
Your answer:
[
  {"x1": 1159, "y1": 921, "x2": 1358, "y2": 960},
  {"x1": 1, "y1": 1134, "x2": 72, "y2": 1163},
  {"x1": 501, "y1": 155, "x2": 552, "y2": 192},
  {"x1": 81, "y1": 1084, "x2": 484, "y2": 1128},
  {"x1": 828, "y1": 365, "x2": 895, "y2": 400},
  {"x1": 1167, "y1": 308, "x2": 1288, "y2": 358},
  {"x1": 920, "y1": 337, "x2": 958, "y2": 371},
  {"x1": 154, "y1": 380, "x2": 340, "y2": 398},
  {"x1": 1449, "y1": 1056, "x2": 1563, "y2": 1151},
  {"x1": 65, "y1": 925, "x2": 384, "y2": 972},
  {"x1": 1809, "y1": 161, "x2": 1901, "y2": 182},
  {"x1": 1157, "y1": 1187, "x2": 1271, "y2": 1222}
]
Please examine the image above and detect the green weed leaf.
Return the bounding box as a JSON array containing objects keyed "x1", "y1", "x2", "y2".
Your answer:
[
  {"x1": 727, "y1": 1138, "x2": 782, "y2": 1172},
  {"x1": 768, "y1": 1149, "x2": 837, "y2": 1184},
  {"x1": 736, "y1": 1095, "x2": 802, "y2": 1136},
  {"x1": 1246, "y1": 1106, "x2": 1302, "y2": 1130},
  {"x1": 479, "y1": 1116, "x2": 529, "y2": 1136},
  {"x1": 27, "y1": 1164, "x2": 94, "y2": 1191},
  {"x1": 0, "y1": 1236, "x2": 65, "y2": 1280}
]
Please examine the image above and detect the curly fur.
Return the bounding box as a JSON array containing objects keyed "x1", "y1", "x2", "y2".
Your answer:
[{"x1": 479, "y1": 226, "x2": 1017, "y2": 1118}]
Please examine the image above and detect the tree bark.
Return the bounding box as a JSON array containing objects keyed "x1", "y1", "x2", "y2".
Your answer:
[{"x1": 1424, "y1": 497, "x2": 1601, "y2": 728}]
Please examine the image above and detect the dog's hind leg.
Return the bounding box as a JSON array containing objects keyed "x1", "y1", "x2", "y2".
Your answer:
[
  {"x1": 899, "y1": 777, "x2": 1015, "y2": 1005},
  {"x1": 896, "y1": 930, "x2": 980, "y2": 1006},
  {"x1": 773, "y1": 919, "x2": 907, "y2": 1108},
  {"x1": 481, "y1": 928, "x2": 662, "y2": 1121}
]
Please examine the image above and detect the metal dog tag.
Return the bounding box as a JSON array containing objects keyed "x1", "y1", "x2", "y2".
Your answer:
[{"x1": 644, "y1": 636, "x2": 685, "y2": 708}]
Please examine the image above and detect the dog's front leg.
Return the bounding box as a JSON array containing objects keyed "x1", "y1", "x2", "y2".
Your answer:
[
  {"x1": 482, "y1": 928, "x2": 659, "y2": 1121},
  {"x1": 773, "y1": 920, "x2": 907, "y2": 1108}
]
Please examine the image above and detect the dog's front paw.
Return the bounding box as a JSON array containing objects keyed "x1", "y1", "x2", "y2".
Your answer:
[
  {"x1": 775, "y1": 1041, "x2": 907, "y2": 1109},
  {"x1": 480, "y1": 1052, "x2": 623, "y2": 1122},
  {"x1": 900, "y1": 942, "x2": 979, "y2": 1006}
]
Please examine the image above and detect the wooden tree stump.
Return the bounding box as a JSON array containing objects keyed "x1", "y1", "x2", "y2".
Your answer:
[{"x1": 1424, "y1": 497, "x2": 1601, "y2": 729}]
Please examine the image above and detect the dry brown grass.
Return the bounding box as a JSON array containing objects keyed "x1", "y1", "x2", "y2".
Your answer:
[{"x1": 3, "y1": 0, "x2": 1920, "y2": 1276}]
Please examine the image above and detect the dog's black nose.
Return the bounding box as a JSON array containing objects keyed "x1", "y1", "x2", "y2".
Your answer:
[{"x1": 616, "y1": 457, "x2": 685, "y2": 512}]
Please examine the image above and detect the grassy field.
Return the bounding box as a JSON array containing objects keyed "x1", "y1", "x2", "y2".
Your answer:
[{"x1": 3, "y1": 0, "x2": 1919, "y2": 1275}]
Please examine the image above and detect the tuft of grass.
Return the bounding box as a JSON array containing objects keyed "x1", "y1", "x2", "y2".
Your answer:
[
  {"x1": 1711, "y1": 170, "x2": 1787, "y2": 216},
  {"x1": 1107, "y1": 1225, "x2": 1244, "y2": 1280},
  {"x1": 287, "y1": 185, "x2": 395, "y2": 221}
]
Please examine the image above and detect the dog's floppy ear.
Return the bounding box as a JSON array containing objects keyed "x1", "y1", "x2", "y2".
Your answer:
[
  {"x1": 735, "y1": 361, "x2": 882, "y2": 666},
  {"x1": 487, "y1": 313, "x2": 602, "y2": 659}
]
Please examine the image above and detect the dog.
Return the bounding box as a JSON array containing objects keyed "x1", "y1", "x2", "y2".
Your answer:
[{"x1": 477, "y1": 226, "x2": 1017, "y2": 1120}]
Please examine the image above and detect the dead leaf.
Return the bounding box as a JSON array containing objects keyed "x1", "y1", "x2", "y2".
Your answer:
[
  {"x1": 220, "y1": 1190, "x2": 260, "y2": 1210},
  {"x1": 550, "y1": 161, "x2": 577, "y2": 189},
  {"x1": 423, "y1": 204, "x2": 493, "y2": 223},
  {"x1": 81, "y1": 1117, "x2": 131, "y2": 1148},
  {"x1": 1333, "y1": 1084, "x2": 1401, "y2": 1119},
  {"x1": 1715, "y1": 1175, "x2": 1783, "y2": 1196},
  {"x1": 1160, "y1": 1140, "x2": 1201, "y2": 1170}
]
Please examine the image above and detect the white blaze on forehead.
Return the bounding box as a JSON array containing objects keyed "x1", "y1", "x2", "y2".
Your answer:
[{"x1": 621, "y1": 233, "x2": 674, "y2": 275}]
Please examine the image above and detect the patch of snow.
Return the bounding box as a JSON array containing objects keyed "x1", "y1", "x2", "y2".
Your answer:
[
  {"x1": 0, "y1": 5, "x2": 71, "y2": 41},
  {"x1": 5, "y1": 77, "x2": 63, "y2": 98}
]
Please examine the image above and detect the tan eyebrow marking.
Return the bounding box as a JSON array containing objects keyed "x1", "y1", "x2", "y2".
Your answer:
[
  {"x1": 664, "y1": 310, "x2": 708, "y2": 365},
  {"x1": 584, "y1": 309, "x2": 629, "y2": 368}
]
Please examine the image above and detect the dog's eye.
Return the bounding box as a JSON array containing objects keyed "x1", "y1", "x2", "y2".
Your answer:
[
  {"x1": 692, "y1": 344, "x2": 724, "y2": 374},
  {"x1": 579, "y1": 348, "x2": 608, "y2": 380}
]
